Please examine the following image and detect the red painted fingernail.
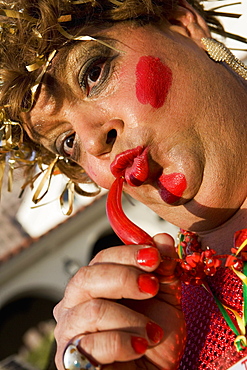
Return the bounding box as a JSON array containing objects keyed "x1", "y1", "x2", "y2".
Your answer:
[
  {"x1": 138, "y1": 274, "x2": 159, "y2": 295},
  {"x1": 146, "y1": 321, "x2": 164, "y2": 343},
  {"x1": 137, "y1": 247, "x2": 160, "y2": 267},
  {"x1": 131, "y1": 336, "x2": 148, "y2": 354}
]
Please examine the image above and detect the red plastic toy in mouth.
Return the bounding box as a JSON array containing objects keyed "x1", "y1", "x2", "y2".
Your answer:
[
  {"x1": 110, "y1": 146, "x2": 149, "y2": 187},
  {"x1": 106, "y1": 176, "x2": 155, "y2": 246},
  {"x1": 107, "y1": 145, "x2": 154, "y2": 245}
]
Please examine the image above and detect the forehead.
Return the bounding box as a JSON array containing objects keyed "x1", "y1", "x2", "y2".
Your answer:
[{"x1": 52, "y1": 21, "x2": 164, "y2": 69}]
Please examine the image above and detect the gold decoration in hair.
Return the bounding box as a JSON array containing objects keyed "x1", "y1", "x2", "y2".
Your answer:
[
  {"x1": 201, "y1": 38, "x2": 247, "y2": 80},
  {"x1": 32, "y1": 155, "x2": 63, "y2": 204},
  {"x1": 0, "y1": 107, "x2": 35, "y2": 196},
  {"x1": 60, "y1": 179, "x2": 75, "y2": 216},
  {"x1": 57, "y1": 24, "x2": 123, "y2": 53},
  {"x1": 30, "y1": 159, "x2": 100, "y2": 215},
  {"x1": 0, "y1": 9, "x2": 36, "y2": 22},
  {"x1": 24, "y1": 50, "x2": 57, "y2": 112},
  {"x1": 0, "y1": 108, "x2": 23, "y2": 151},
  {"x1": 0, "y1": 4, "x2": 118, "y2": 210},
  {"x1": 70, "y1": 0, "x2": 96, "y2": 4},
  {"x1": 0, "y1": 6, "x2": 115, "y2": 212}
]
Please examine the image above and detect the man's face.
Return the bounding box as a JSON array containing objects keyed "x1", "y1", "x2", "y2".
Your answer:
[{"x1": 23, "y1": 22, "x2": 247, "y2": 231}]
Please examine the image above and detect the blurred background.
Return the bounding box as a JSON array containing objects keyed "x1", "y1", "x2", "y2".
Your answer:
[{"x1": 1, "y1": 1, "x2": 247, "y2": 369}]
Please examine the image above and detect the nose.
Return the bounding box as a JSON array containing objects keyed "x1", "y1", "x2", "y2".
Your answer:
[{"x1": 75, "y1": 117, "x2": 124, "y2": 157}]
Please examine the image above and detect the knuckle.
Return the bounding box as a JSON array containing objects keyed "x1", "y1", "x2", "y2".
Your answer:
[
  {"x1": 109, "y1": 331, "x2": 123, "y2": 358},
  {"x1": 90, "y1": 248, "x2": 106, "y2": 264},
  {"x1": 84, "y1": 332, "x2": 123, "y2": 362},
  {"x1": 53, "y1": 301, "x2": 62, "y2": 321},
  {"x1": 103, "y1": 332, "x2": 124, "y2": 361},
  {"x1": 54, "y1": 300, "x2": 105, "y2": 338},
  {"x1": 53, "y1": 325, "x2": 59, "y2": 340},
  {"x1": 118, "y1": 266, "x2": 131, "y2": 288},
  {"x1": 53, "y1": 309, "x2": 74, "y2": 341},
  {"x1": 65, "y1": 266, "x2": 90, "y2": 293},
  {"x1": 62, "y1": 308, "x2": 81, "y2": 334},
  {"x1": 53, "y1": 324, "x2": 60, "y2": 341},
  {"x1": 86, "y1": 299, "x2": 108, "y2": 325}
]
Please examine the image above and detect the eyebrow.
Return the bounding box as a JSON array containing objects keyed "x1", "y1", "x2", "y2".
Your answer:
[
  {"x1": 25, "y1": 119, "x2": 60, "y2": 154},
  {"x1": 51, "y1": 36, "x2": 119, "y2": 78},
  {"x1": 31, "y1": 121, "x2": 58, "y2": 139}
]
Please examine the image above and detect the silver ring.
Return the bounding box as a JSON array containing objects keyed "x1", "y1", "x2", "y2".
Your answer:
[{"x1": 63, "y1": 339, "x2": 101, "y2": 370}]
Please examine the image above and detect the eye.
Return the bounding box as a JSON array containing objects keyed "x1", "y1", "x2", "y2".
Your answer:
[
  {"x1": 79, "y1": 56, "x2": 114, "y2": 97},
  {"x1": 88, "y1": 64, "x2": 103, "y2": 83},
  {"x1": 62, "y1": 133, "x2": 75, "y2": 157}
]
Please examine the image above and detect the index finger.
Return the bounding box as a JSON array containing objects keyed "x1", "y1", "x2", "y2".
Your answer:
[
  {"x1": 89, "y1": 244, "x2": 161, "y2": 271},
  {"x1": 54, "y1": 263, "x2": 160, "y2": 316}
]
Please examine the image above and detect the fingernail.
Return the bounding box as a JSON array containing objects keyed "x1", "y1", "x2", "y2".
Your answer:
[
  {"x1": 146, "y1": 321, "x2": 164, "y2": 343},
  {"x1": 131, "y1": 336, "x2": 148, "y2": 354},
  {"x1": 138, "y1": 274, "x2": 159, "y2": 295},
  {"x1": 137, "y1": 247, "x2": 160, "y2": 267}
]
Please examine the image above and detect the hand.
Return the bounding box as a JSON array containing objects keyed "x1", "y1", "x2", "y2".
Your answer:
[{"x1": 53, "y1": 233, "x2": 186, "y2": 370}]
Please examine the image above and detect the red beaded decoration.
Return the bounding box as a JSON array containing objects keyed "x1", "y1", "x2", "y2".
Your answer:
[
  {"x1": 177, "y1": 228, "x2": 247, "y2": 353},
  {"x1": 176, "y1": 229, "x2": 247, "y2": 285}
]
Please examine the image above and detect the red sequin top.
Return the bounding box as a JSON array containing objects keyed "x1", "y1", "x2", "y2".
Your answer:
[{"x1": 179, "y1": 267, "x2": 247, "y2": 369}]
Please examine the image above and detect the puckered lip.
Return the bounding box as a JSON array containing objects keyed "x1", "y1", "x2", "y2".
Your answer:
[
  {"x1": 110, "y1": 145, "x2": 188, "y2": 205},
  {"x1": 110, "y1": 146, "x2": 150, "y2": 187},
  {"x1": 110, "y1": 146, "x2": 143, "y2": 177}
]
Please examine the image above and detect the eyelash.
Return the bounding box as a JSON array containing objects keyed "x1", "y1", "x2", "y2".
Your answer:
[
  {"x1": 78, "y1": 56, "x2": 115, "y2": 97},
  {"x1": 55, "y1": 131, "x2": 77, "y2": 159},
  {"x1": 63, "y1": 133, "x2": 76, "y2": 157}
]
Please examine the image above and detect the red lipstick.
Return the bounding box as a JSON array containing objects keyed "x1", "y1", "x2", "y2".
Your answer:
[
  {"x1": 110, "y1": 146, "x2": 149, "y2": 187},
  {"x1": 158, "y1": 173, "x2": 187, "y2": 204}
]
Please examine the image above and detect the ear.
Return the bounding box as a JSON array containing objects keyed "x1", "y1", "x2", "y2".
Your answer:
[{"x1": 167, "y1": 0, "x2": 211, "y2": 48}]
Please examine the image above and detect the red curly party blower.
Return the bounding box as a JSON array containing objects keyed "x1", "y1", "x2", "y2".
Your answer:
[{"x1": 106, "y1": 146, "x2": 155, "y2": 246}]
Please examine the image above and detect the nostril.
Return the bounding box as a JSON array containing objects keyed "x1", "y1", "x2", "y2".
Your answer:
[{"x1": 106, "y1": 129, "x2": 117, "y2": 145}]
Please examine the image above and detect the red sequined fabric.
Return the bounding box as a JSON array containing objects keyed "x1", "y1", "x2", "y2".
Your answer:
[{"x1": 179, "y1": 267, "x2": 247, "y2": 369}]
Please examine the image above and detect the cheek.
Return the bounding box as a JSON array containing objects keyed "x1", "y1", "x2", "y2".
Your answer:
[
  {"x1": 135, "y1": 56, "x2": 172, "y2": 109},
  {"x1": 85, "y1": 162, "x2": 113, "y2": 189}
]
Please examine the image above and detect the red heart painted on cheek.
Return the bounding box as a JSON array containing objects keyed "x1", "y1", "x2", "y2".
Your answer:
[{"x1": 135, "y1": 56, "x2": 172, "y2": 108}]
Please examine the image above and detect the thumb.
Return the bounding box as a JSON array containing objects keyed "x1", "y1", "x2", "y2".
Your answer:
[{"x1": 153, "y1": 233, "x2": 178, "y2": 277}]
